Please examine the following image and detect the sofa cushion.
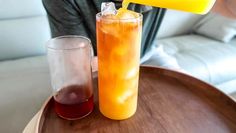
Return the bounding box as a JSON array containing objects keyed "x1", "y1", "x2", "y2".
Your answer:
[
  {"x1": 0, "y1": 16, "x2": 51, "y2": 61},
  {"x1": 0, "y1": 0, "x2": 46, "y2": 19},
  {"x1": 216, "y1": 79, "x2": 236, "y2": 94},
  {"x1": 193, "y1": 13, "x2": 236, "y2": 43},
  {"x1": 157, "y1": 35, "x2": 236, "y2": 87},
  {"x1": 0, "y1": 0, "x2": 51, "y2": 61},
  {"x1": 142, "y1": 44, "x2": 182, "y2": 70},
  {"x1": 157, "y1": 9, "x2": 203, "y2": 39},
  {"x1": 0, "y1": 55, "x2": 51, "y2": 133}
]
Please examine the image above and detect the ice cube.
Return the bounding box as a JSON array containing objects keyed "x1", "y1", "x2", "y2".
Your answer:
[
  {"x1": 116, "y1": 78, "x2": 138, "y2": 104},
  {"x1": 125, "y1": 67, "x2": 138, "y2": 79},
  {"x1": 117, "y1": 90, "x2": 134, "y2": 104},
  {"x1": 116, "y1": 8, "x2": 139, "y2": 20},
  {"x1": 101, "y1": 2, "x2": 117, "y2": 16}
]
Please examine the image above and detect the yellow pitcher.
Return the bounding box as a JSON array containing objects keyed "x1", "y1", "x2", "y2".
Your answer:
[{"x1": 123, "y1": 0, "x2": 216, "y2": 14}]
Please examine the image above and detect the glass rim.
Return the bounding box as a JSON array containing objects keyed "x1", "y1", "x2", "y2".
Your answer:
[
  {"x1": 96, "y1": 12, "x2": 143, "y2": 21},
  {"x1": 47, "y1": 35, "x2": 92, "y2": 51}
]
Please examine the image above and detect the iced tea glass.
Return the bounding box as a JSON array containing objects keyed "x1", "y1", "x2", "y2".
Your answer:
[
  {"x1": 47, "y1": 36, "x2": 94, "y2": 120},
  {"x1": 96, "y1": 13, "x2": 142, "y2": 120}
]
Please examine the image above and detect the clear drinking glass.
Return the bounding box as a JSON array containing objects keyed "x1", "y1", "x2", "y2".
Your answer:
[
  {"x1": 47, "y1": 35, "x2": 94, "y2": 120},
  {"x1": 96, "y1": 12, "x2": 142, "y2": 120}
]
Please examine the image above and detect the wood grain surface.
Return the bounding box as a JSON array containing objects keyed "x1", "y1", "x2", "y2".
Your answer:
[{"x1": 38, "y1": 66, "x2": 236, "y2": 133}]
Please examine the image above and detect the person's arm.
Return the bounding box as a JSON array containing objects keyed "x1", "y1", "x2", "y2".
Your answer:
[
  {"x1": 212, "y1": 0, "x2": 236, "y2": 19},
  {"x1": 42, "y1": 0, "x2": 89, "y2": 38},
  {"x1": 42, "y1": 0, "x2": 99, "y2": 54}
]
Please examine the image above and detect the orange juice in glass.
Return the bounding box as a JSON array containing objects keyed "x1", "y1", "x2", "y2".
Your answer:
[{"x1": 96, "y1": 9, "x2": 142, "y2": 120}]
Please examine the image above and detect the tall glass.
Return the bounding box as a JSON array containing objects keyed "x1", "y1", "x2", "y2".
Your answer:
[
  {"x1": 96, "y1": 13, "x2": 142, "y2": 120},
  {"x1": 47, "y1": 36, "x2": 94, "y2": 120}
]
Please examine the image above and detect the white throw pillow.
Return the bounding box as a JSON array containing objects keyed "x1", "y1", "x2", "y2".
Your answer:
[{"x1": 193, "y1": 13, "x2": 236, "y2": 43}]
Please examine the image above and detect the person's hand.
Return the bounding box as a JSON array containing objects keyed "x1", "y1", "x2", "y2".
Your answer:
[{"x1": 212, "y1": 0, "x2": 236, "y2": 19}]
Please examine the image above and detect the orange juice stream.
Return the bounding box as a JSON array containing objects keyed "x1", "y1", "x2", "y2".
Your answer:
[
  {"x1": 96, "y1": 9, "x2": 142, "y2": 120},
  {"x1": 123, "y1": 0, "x2": 216, "y2": 14}
]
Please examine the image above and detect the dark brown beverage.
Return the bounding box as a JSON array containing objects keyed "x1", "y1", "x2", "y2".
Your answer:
[{"x1": 54, "y1": 85, "x2": 94, "y2": 120}]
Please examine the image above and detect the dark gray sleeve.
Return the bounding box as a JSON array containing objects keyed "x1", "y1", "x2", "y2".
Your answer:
[
  {"x1": 129, "y1": 5, "x2": 166, "y2": 57},
  {"x1": 42, "y1": 0, "x2": 105, "y2": 55},
  {"x1": 42, "y1": 0, "x2": 89, "y2": 38}
]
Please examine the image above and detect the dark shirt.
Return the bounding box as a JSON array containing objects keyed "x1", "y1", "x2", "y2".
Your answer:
[{"x1": 42, "y1": 0, "x2": 165, "y2": 56}]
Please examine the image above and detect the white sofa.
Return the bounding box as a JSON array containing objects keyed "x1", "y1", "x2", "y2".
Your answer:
[
  {"x1": 0, "y1": 0, "x2": 51, "y2": 132},
  {"x1": 144, "y1": 10, "x2": 236, "y2": 94},
  {"x1": 0, "y1": 1, "x2": 236, "y2": 132}
]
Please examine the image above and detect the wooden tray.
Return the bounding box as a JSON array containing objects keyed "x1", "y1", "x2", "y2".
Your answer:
[{"x1": 38, "y1": 66, "x2": 236, "y2": 133}]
